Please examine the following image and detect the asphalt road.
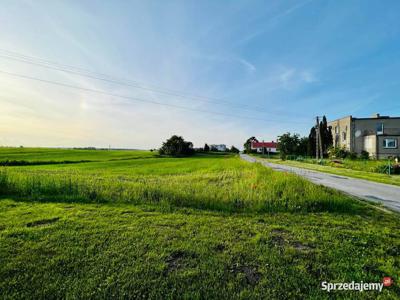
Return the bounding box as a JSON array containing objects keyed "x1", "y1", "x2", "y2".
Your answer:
[{"x1": 241, "y1": 154, "x2": 400, "y2": 213}]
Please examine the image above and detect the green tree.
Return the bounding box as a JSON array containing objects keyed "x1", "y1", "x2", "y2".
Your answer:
[
  {"x1": 320, "y1": 116, "x2": 333, "y2": 155},
  {"x1": 230, "y1": 146, "x2": 239, "y2": 153},
  {"x1": 204, "y1": 144, "x2": 210, "y2": 152},
  {"x1": 159, "y1": 135, "x2": 194, "y2": 156},
  {"x1": 307, "y1": 126, "x2": 316, "y2": 156},
  {"x1": 297, "y1": 137, "x2": 309, "y2": 156},
  {"x1": 277, "y1": 133, "x2": 300, "y2": 157},
  {"x1": 243, "y1": 137, "x2": 258, "y2": 153},
  {"x1": 307, "y1": 116, "x2": 333, "y2": 157}
]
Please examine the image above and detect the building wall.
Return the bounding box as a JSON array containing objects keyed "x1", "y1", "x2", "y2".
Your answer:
[
  {"x1": 377, "y1": 135, "x2": 400, "y2": 159},
  {"x1": 256, "y1": 147, "x2": 277, "y2": 153},
  {"x1": 362, "y1": 135, "x2": 377, "y2": 157},
  {"x1": 329, "y1": 116, "x2": 400, "y2": 158},
  {"x1": 327, "y1": 116, "x2": 352, "y2": 150},
  {"x1": 353, "y1": 118, "x2": 400, "y2": 158}
]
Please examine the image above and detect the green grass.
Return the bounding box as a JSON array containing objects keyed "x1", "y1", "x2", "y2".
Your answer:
[
  {"x1": 258, "y1": 157, "x2": 400, "y2": 186},
  {"x1": 0, "y1": 148, "x2": 399, "y2": 298},
  {"x1": 0, "y1": 152, "x2": 361, "y2": 214},
  {"x1": 0, "y1": 147, "x2": 155, "y2": 163},
  {"x1": 1, "y1": 199, "x2": 399, "y2": 299}
]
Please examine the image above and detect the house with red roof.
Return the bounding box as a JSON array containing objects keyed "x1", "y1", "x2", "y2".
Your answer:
[{"x1": 251, "y1": 141, "x2": 278, "y2": 153}]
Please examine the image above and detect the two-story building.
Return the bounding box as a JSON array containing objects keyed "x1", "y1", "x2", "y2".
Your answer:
[{"x1": 328, "y1": 114, "x2": 400, "y2": 159}]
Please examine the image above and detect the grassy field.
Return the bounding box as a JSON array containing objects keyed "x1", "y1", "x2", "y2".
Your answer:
[
  {"x1": 0, "y1": 148, "x2": 399, "y2": 298},
  {"x1": 0, "y1": 147, "x2": 154, "y2": 165},
  {"x1": 257, "y1": 156, "x2": 400, "y2": 186}
]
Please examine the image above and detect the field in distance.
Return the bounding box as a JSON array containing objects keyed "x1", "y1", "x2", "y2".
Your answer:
[{"x1": 0, "y1": 148, "x2": 399, "y2": 298}]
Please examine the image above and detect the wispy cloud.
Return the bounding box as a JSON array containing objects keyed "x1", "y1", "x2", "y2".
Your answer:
[{"x1": 237, "y1": 0, "x2": 314, "y2": 45}]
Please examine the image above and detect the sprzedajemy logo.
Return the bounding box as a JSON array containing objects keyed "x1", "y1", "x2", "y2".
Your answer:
[{"x1": 321, "y1": 277, "x2": 393, "y2": 293}]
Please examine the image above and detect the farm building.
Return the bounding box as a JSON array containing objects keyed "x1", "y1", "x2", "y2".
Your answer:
[{"x1": 251, "y1": 141, "x2": 278, "y2": 153}]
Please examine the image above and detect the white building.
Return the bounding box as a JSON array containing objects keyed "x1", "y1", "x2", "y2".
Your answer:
[{"x1": 210, "y1": 144, "x2": 227, "y2": 152}]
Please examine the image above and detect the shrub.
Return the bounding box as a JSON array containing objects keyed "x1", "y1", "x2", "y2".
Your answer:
[
  {"x1": 328, "y1": 146, "x2": 349, "y2": 159},
  {"x1": 360, "y1": 151, "x2": 369, "y2": 160},
  {"x1": 348, "y1": 152, "x2": 358, "y2": 160},
  {"x1": 393, "y1": 164, "x2": 400, "y2": 175}
]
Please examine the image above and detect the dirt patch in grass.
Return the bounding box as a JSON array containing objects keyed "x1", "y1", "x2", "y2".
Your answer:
[
  {"x1": 269, "y1": 228, "x2": 291, "y2": 248},
  {"x1": 291, "y1": 241, "x2": 314, "y2": 251},
  {"x1": 164, "y1": 250, "x2": 197, "y2": 274},
  {"x1": 214, "y1": 243, "x2": 226, "y2": 252},
  {"x1": 26, "y1": 217, "x2": 60, "y2": 227},
  {"x1": 230, "y1": 264, "x2": 261, "y2": 286},
  {"x1": 270, "y1": 235, "x2": 285, "y2": 247}
]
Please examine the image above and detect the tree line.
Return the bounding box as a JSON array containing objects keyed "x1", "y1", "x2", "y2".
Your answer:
[
  {"x1": 159, "y1": 135, "x2": 239, "y2": 157},
  {"x1": 277, "y1": 116, "x2": 333, "y2": 159}
]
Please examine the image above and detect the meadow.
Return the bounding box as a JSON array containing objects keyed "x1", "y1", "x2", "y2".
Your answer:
[{"x1": 0, "y1": 148, "x2": 399, "y2": 299}]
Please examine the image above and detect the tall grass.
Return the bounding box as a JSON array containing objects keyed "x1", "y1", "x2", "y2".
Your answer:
[
  {"x1": 0, "y1": 158, "x2": 362, "y2": 214},
  {"x1": 283, "y1": 155, "x2": 396, "y2": 174}
]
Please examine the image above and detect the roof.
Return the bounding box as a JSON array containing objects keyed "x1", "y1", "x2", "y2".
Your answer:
[
  {"x1": 251, "y1": 141, "x2": 277, "y2": 148},
  {"x1": 328, "y1": 115, "x2": 400, "y2": 123}
]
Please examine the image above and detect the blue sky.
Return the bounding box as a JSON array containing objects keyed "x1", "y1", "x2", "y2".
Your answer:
[{"x1": 1, "y1": 0, "x2": 400, "y2": 149}]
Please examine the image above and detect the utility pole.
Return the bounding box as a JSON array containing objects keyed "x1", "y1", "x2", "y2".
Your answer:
[
  {"x1": 318, "y1": 118, "x2": 323, "y2": 160},
  {"x1": 316, "y1": 117, "x2": 320, "y2": 160}
]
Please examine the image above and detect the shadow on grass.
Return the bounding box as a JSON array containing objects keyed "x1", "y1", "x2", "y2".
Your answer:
[
  {"x1": 0, "y1": 160, "x2": 96, "y2": 167},
  {"x1": 0, "y1": 184, "x2": 372, "y2": 216},
  {"x1": 0, "y1": 152, "x2": 234, "y2": 166}
]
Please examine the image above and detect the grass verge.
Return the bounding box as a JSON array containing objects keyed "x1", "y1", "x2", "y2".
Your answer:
[
  {"x1": 258, "y1": 158, "x2": 400, "y2": 186},
  {"x1": 0, "y1": 199, "x2": 399, "y2": 299}
]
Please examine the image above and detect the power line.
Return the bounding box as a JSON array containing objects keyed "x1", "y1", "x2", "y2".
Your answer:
[
  {"x1": 0, "y1": 48, "x2": 268, "y2": 112},
  {"x1": 0, "y1": 69, "x2": 311, "y2": 125}
]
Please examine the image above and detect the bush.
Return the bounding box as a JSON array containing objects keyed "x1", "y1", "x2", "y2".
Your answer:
[
  {"x1": 360, "y1": 151, "x2": 369, "y2": 160},
  {"x1": 348, "y1": 152, "x2": 358, "y2": 160},
  {"x1": 328, "y1": 146, "x2": 349, "y2": 159}
]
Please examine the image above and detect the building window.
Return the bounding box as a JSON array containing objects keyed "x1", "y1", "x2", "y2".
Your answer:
[
  {"x1": 383, "y1": 138, "x2": 397, "y2": 149},
  {"x1": 342, "y1": 132, "x2": 346, "y2": 141},
  {"x1": 376, "y1": 123, "x2": 384, "y2": 135},
  {"x1": 335, "y1": 126, "x2": 338, "y2": 134}
]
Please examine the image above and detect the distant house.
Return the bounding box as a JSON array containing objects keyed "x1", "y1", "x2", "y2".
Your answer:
[
  {"x1": 210, "y1": 144, "x2": 227, "y2": 152},
  {"x1": 328, "y1": 114, "x2": 400, "y2": 159},
  {"x1": 251, "y1": 141, "x2": 278, "y2": 153}
]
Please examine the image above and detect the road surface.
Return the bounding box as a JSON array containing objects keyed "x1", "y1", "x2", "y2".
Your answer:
[{"x1": 240, "y1": 154, "x2": 400, "y2": 213}]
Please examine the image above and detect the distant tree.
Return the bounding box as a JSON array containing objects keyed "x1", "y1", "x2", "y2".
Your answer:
[
  {"x1": 297, "y1": 137, "x2": 309, "y2": 156},
  {"x1": 243, "y1": 137, "x2": 258, "y2": 153},
  {"x1": 204, "y1": 143, "x2": 210, "y2": 152},
  {"x1": 320, "y1": 116, "x2": 333, "y2": 155},
  {"x1": 210, "y1": 145, "x2": 218, "y2": 152},
  {"x1": 307, "y1": 116, "x2": 333, "y2": 157},
  {"x1": 277, "y1": 133, "x2": 300, "y2": 157},
  {"x1": 307, "y1": 126, "x2": 316, "y2": 156},
  {"x1": 159, "y1": 135, "x2": 194, "y2": 157},
  {"x1": 230, "y1": 146, "x2": 240, "y2": 153}
]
